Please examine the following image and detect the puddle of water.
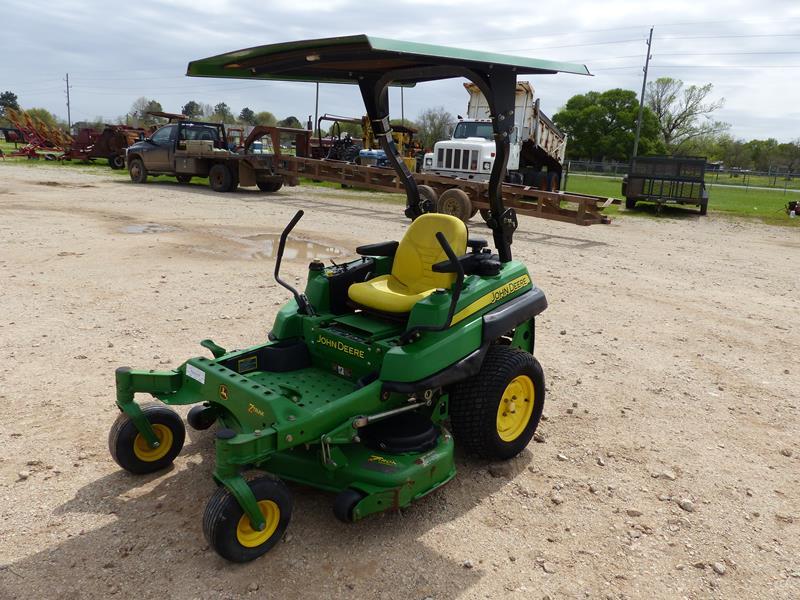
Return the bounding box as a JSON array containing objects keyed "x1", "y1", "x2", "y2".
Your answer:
[
  {"x1": 244, "y1": 233, "x2": 346, "y2": 261},
  {"x1": 121, "y1": 223, "x2": 178, "y2": 234}
]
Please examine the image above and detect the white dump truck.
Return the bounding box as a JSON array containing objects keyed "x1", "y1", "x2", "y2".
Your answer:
[{"x1": 422, "y1": 81, "x2": 567, "y2": 190}]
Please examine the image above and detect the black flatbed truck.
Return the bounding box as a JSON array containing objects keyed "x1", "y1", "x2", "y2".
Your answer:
[{"x1": 124, "y1": 119, "x2": 284, "y2": 192}]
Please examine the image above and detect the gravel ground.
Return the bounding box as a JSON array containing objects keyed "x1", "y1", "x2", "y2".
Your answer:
[{"x1": 0, "y1": 164, "x2": 798, "y2": 599}]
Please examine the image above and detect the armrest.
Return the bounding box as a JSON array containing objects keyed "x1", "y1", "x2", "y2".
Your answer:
[{"x1": 356, "y1": 240, "x2": 399, "y2": 257}]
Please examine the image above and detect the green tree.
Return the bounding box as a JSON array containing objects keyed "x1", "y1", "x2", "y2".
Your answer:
[
  {"x1": 278, "y1": 115, "x2": 303, "y2": 129},
  {"x1": 416, "y1": 106, "x2": 454, "y2": 150},
  {"x1": 129, "y1": 97, "x2": 164, "y2": 126},
  {"x1": 238, "y1": 107, "x2": 256, "y2": 125},
  {"x1": 254, "y1": 111, "x2": 277, "y2": 126},
  {"x1": 645, "y1": 77, "x2": 728, "y2": 152},
  {"x1": 553, "y1": 88, "x2": 662, "y2": 161},
  {"x1": 181, "y1": 100, "x2": 202, "y2": 118},
  {"x1": 0, "y1": 90, "x2": 20, "y2": 123},
  {"x1": 25, "y1": 107, "x2": 63, "y2": 129},
  {"x1": 210, "y1": 102, "x2": 234, "y2": 123}
]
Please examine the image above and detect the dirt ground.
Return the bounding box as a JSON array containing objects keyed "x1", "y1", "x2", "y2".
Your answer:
[{"x1": 0, "y1": 164, "x2": 798, "y2": 600}]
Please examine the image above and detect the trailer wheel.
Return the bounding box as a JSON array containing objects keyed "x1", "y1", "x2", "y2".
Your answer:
[
  {"x1": 417, "y1": 185, "x2": 438, "y2": 214},
  {"x1": 625, "y1": 198, "x2": 637, "y2": 210},
  {"x1": 479, "y1": 209, "x2": 491, "y2": 223},
  {"x1": 109, "y1": 403, "x2": 185, "y2": 474},
  {"x1": 449, "y1": 346, "x2": 544, "y2": 461},
  {"x1": 108, "y1": 155, "x2": 125, "y2": 170},
  {"x1": 436, "y1": 188, "x2": 472, "y2": 222},
  {"x1": 128, "y1": 158, "x2": 148, "y2": 184},
  {"x1": 209, "y1": 164, "x2": 235, "y2": 192},
  {"x1": 257, "y1": 181, "x2": 283, "y2": 192},
  {"x1": 203, "y1": 476, "x2": 293, "y2": 563},
  {"x1": 176, "y1": 174, "x2": 192, "y2": 184}
]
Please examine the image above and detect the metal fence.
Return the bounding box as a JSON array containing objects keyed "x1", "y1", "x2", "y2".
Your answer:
[{"x1": 564, "y1": 160, "x2": 798, "y2": 193}]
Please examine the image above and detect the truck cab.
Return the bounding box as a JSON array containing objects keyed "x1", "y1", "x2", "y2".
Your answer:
[
  {"x1": 422, "y1": 81, "x2": 567, "y2": 190},
  {"x1": 126, "y1": 121, "x2": 228, "y2": 175}
]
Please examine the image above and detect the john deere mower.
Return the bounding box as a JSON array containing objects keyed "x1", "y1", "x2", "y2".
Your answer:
[{"x1": 108, "y1": 35, "x2": 590, "y2": 562}]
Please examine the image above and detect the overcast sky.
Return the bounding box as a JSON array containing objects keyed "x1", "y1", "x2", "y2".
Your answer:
[{"x1": 2, "y1": 0, "x2": 799, "y2": 141}]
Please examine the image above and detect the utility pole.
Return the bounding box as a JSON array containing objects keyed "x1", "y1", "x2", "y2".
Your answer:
[
  {"x1": 64, "y1": 73, "x2": 72, "y2": 132},
  {"x1": 632, "y1": 27, "x2": 653, "y2": 160}
]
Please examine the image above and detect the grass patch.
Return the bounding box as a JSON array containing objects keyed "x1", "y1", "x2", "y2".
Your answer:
[{"x1": 565, "y1": 173, "x2": 799, "y2": 226}]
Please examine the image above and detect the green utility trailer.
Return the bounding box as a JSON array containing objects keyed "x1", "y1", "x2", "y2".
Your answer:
[
  {"x1": 622, "y1": 155, "x2": 709, "y2": 215},
  {"x1": 107, "y1": 35, "x2": 590, "y2": 563}
]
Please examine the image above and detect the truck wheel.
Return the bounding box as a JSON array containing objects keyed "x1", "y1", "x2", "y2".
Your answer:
[
  {"x1": 417, "y1": 185, "x2": 438, "y2": 213},
  {"x1": 203, "y1": 476, "x2": 293, "y2": 563},
  {"x1": 436, "y1": 188, "x2": 472, "y2": 222},
  {"x1": 449, "y1": 346, "x2": 545, "y2": 461},
  {"x1": 209, "y1": 164, "x2": 235, "y2": 192},
  {"x1": 257, "y1": 181, "x2": 283, "y2": 192},
  {"x1": 176, "y1": 174, "x2": 192, "y2": 184},
  {"x1": 108, "y1": 155, "x2": 125, "y2": 170},
  {"x1": 108, "y1": 403, "x2": 186, "y2": 474},
  {"x1": 625, "y1": 198, "x2": 637, "y2": 210},
  {"x1": 128, "y1": 158, "x2": 148, "y2": 184}
]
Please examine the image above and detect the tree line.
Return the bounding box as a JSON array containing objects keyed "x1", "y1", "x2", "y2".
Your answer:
[{"x1": 552, "y1": 77, "x2": 799, "y2": 172}]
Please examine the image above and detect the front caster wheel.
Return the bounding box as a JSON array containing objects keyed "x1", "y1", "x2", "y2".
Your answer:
[
  {"x1": 187, "y1": 404, "x2": 216, "y2": 430},
  {"x1": 449, "y1": 346, "x2": 545, "y2": 460},
  {"x1": 108, "y1": 403, "x2": 186, "y2": 474},
  {"x1": 203, "y1": 477, "x2": 293, "y2": 563}
]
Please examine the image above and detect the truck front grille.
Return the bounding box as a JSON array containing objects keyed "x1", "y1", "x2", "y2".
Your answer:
[{"x1": 437, "y1": 148, "x2": 478, "y2": 171}]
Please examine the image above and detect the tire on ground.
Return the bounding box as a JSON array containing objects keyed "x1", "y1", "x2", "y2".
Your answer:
[
  {"x1": 108, "y1": 402, "x2": 186, "y2": 474},
  {"x1": 257, "y1": 180, "x2": 283, "y2": 192},
  {"x1": 449, "y1": 346, "x2": 545, "y2": 461},
  {"x1": 436, "y1": 188, "x2": 473, "y2": 223},
  {"x1": 203, "y1": 476, "x2": 293, "y2": 563},
  {"x1": 625, "y1": 198, "x2": 637, "y2": 210},
  {"x1": 128, "y1": 157, "x2": 148, "y2": 184},
  {"x1": 209, "y1": 163, "x2": 235, "y2": 192}
]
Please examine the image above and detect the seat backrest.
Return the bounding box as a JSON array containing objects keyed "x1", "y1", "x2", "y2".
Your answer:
[{"x1": 392, "y1": 213, "x2": 467, "y2": 293}]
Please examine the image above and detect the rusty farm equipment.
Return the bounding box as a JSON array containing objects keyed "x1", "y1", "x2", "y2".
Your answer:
[
  {"x1": 64, "y1": 125, "x2": 146, "y2": 169},
  {"x1": 4, "y1": 108, "x2": 71, "y2": 160}
]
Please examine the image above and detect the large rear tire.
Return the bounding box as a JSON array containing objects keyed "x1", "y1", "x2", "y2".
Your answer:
[
  {"x1": 449, "y1": 346, "x2": 544, "y2": 460},
  {"x1": 209, "y1": 163, "x2": 235, "y2": 192}
]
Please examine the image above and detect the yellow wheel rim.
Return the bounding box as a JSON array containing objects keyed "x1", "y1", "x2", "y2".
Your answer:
[
  {"x1": 236, "y1": 500, "x2": 280, "y2": 548},
  {"x1": 133, "y1": 424, "x2": 173, "y2": 462},
  {"x1": 496, "y1": 375, "x2": 535, "y2": 442}
]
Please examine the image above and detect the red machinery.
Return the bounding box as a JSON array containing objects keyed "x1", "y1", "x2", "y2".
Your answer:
[
  {"x1": 4, "y1": 108, "x2": 70, "y2": 160},
  {"x1": 64, "y1": 125, "x2": 146, "y2": 169}
]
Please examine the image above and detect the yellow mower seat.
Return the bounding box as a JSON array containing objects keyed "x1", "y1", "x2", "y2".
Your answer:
[{"x1": 348, "y1": 213, "x2": 468, "y2": 314}]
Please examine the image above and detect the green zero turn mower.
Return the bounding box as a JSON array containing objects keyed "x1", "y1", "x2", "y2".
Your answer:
[{"x1": 108, "y1": 35, "x2": 590, "y2": 562}]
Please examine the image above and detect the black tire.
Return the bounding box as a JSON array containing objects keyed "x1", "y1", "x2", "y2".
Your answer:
[
  {"x1": 176, "y1": 174, "x2": 192, "y2": 184},
  {"x1": 187, "y1": 404, "x2": 217, "y2": 430},
  {"x1": 108, "y1": 403, "x2": 186, "y2": 474},
  {"x1": 479, "y1": 208, "x2": 491, "y2": 223},
  {"x1": 257, "y1": 180, "x2": 283, "y2": 192},
  {"x1": 333, "y1": 488, "x2": 367, "y2": 523},
  {"x1": 108, "y1": 155, "x2": 125, "y2": 170},
  {"x1": 625, "y1": 198, "x2": 637, "y2": 210},
  {"x1": 699, "y1": 202, "x2": 708, "y2": 216},
  {"x1": 449, "y1": 346, "x2": 545, "y2": 460},
  {"x1": 436, "y1": 188, "x2": 473, "y2": 222},
  {"x1": 417, "y1": 185, "x2": 438, "y2": 214},
  {"x1": 128, "y1": 157, "x2": 148, "y2": 184},
  {"x1": 209, "y1": 163, "x2": 235, "y2": 192},
  {"x1": 203, "y1": 476, "x2": 293, "y2": 563}
]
